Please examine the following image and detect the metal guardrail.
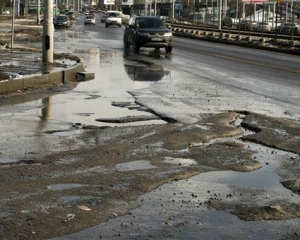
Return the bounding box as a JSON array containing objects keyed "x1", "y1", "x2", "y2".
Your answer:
[{"x1": 170, "y1": 22, "x2": 300, "y2": 47}]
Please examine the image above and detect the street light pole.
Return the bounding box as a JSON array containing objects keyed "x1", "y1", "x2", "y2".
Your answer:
[
  {"x1": 42, "y1": 0, "x2": 54, "y2": 65},
  {"x1": 172, "y1": 0, "x2": 175, "y2": 20},
  {"x1": 37, "y1": 0, "x2": 40, "y2": 24},
  {"x1": 11, "y1": 0, "x2": 15, "y2": 49},
  {"x1": 218, "y1": 0, "x2": 222, "y2": 30}
]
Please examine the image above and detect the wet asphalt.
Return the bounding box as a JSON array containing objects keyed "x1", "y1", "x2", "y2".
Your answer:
[{"x1": 0, "y1": 15, "x2": 299, "y2": 239}]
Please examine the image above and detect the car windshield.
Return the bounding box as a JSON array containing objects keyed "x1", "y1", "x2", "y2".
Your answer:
[
  {"x1": 136, "y1": 18, "x2": 165, "y2": 29},
  {"x1": 86, "y1": 16, "x2": 94, "y2": 19},
  {"x1": 57, "y1": 16, "x2": 67, "y2": 21},
  {"x1": 108, "y1": 12, "x2": 120, "y2": 18}
]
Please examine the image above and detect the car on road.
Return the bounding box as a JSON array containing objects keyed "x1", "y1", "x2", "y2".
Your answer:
[
  {"x1": 84, "y1": 15, "x2": 96, "y2": 25},
  {"x1": 89, "y1": 10, "x2": 96, "y2": 16},
  {"x1": 1, "y1": 9, "x2": 10, "y2": 15},
  {"x1": 256, "y1": 21, "x2": 272, "y2": 32},
  {"x1": 105, "y1": 11, "x2": 122, "y2": 27},
  {"x1": 54, "y1": 14, "x2": 71, "y2": 28},
  {"x1": 101, "y1": 13, "x2": 106, "y2": 23},
  {"x1": 239, "y1": 19, "x2": 257, "y2": 31},
  {"x1": 66, "y1": 11, "x2": 76, "y2": 20},
  {"x1": 278, "y1": 22, "x2": 299, "y2": 35},
  {"x1": 123, "y1": 16, "x2": 173, "y2": 53},
  {"x1": 222, "y1": 17, "x2": 239, "y2": 28}
]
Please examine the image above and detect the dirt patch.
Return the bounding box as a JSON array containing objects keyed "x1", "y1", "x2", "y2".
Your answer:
[{"x1": 0, "y1": 112, "x2": 299, "y2": 239}]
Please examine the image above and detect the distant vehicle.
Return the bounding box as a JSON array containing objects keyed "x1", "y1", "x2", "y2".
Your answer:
[
  {"x1": 239, "y1": 19, "x2": 257, "y2": 31},
  {"x1": 1, "y1": 9, "x2": 10, "y2": 15},
  {"x1": 222, "y1": 17, "x2": 239, "y2": 28},
  {"x1": 100, "y1": 13, "x2": 106, "y2": 23},
  {"x1": 66, "y1": 11, "x2": 76, "y2": 20},
  {"x1": 105, "y1": 11, "x2": 122, "y2": 27},
  {"x1": 256, "y1": 22, "x2": 272, "y2": 32},
  {"x1": 54, "y1": 14, "x2": 71, "y2": 28},
  {"x1": 123, "y1": 16, "x2": 173, "y2": 54},
  {"x1": 89, "y1": 10, "x2": 95, "y2": 16},
  {"x1": 84, "y1": 15, "x2": 96, "y2": 25},
  {"x1": 278, "y1": 22, "x2": 299, "y2": 35}
]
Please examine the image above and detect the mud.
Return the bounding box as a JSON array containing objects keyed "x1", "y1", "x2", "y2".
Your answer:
[{"x1": 0, "y1": 111, "x2": 299, "y2": 239}]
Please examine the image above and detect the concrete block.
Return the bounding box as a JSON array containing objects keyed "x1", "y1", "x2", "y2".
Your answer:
[{"x1": 77, "y1": 72, "x2": 95, "y2": 81}]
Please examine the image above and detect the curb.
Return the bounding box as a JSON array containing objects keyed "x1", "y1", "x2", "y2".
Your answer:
[{"x1": 0, "y1": 60, "x2": 85, "y2": 95}]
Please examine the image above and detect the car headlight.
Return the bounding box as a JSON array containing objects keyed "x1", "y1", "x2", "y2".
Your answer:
[{"x1": 164, "y1": 32, "x2": 173, "y2": 37}]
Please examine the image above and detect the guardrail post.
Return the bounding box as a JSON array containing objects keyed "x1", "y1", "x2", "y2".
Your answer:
[
  {"x1": 246, "y1": 36, "x2": 252, "y2": 41},
  {"x1": 226, "y1": 33, "x2": 231, "y2": 39},
  {"x1": 259, "y1": 38, "x2": 265, "y2": 46},
  {"x1": 219, "y1": 32, "x2": 223, "y2": 40}
]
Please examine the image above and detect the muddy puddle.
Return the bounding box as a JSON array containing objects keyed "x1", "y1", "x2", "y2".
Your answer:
[
  {"x1": 115, "y1": 160, "x2": 157, "y2": 172},
  {"x1": 52, "y1": 139, "x2": 300, "y2": 240}
]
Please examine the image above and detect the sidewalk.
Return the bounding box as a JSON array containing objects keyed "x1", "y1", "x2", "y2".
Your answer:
[{"x1": 0, "y1": 16, "x2": 85, "y2": 95}]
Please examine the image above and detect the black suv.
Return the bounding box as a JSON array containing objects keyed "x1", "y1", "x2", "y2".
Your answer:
[{"x1": 123, "y1": 16, "x2": 173, "y2": 53}]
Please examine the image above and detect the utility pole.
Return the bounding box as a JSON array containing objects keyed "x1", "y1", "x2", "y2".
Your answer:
[
  {"x1": 37, "y1": 0, "x2": 40, "y2": 24},
  {"x1": 11, "y1": 0, "x2": 15, "y2": 49},
  {"x1": 172, "y1": 0, "x2": 175, "y2": 20},
  {"x1": 42, "y1": 0, "x2": 54, "y2": 65},
  {"x1": 218, "y1": 0, "x2": 222, "y2": 30}
]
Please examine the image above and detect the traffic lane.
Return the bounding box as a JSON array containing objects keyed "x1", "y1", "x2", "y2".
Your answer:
[
  {"x1": 65, "y1": 26, "x2": 300, "y2": 123},
  {"x1": 76, "y1": 14, "x2": 125, "y2": 41},
  {"x1": 173, "y1": 37, "x2": 300, "y2": 87},
  {"x1": 136, "y1": 36, "x2": 299, "y2": 122}
]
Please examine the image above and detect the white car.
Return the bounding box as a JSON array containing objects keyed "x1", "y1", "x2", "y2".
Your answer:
[
  {"x1": 1, "y1": 9, "x2": 10, "y2": 15},
  {"x1": 256, "y1": 22, "x2": 272, "y2": 32},
  {"x1": 84, "y1": 15, "x2": 96, "y2": 25},
  {"x1": 105, "y1": 11, "x2": 122, "y2": 28}
]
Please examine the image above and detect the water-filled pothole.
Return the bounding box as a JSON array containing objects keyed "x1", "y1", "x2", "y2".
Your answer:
[{"x1": 115, "y1": 160, "x2": 157, "y2": 172}]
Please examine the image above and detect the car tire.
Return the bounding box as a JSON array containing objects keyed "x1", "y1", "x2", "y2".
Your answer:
[
  {"x1": 133, "y1": 38, "x2": 140, "y2": 53},
  {"x1": 118, "y1": 24, "x2": 122, "y2": 27},
  {"x1": 106, "y1": 23, "x2": 108, "y2": 28},
  {"x1": 165, "y1": 46, "x2": 172, "y2": 53}
]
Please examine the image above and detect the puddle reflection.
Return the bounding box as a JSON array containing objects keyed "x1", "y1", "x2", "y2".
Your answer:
[
  {"x1": 123, "y1": 52, "x2": 170, "y2": 82},
  {"x1": 41, "y1": 97, "x2": 52, "y2": 119},
  {"x1": 124, "y1": 63, "x2": 170, "y2": 81}
]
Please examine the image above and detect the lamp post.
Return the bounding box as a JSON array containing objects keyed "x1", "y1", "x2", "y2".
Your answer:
[
  {"x1": 37, "y1": 0, "x2": 40, "y2": 24},
  {"x1": 11, "y1": 0, "x2": 15, "y2": 49},
  {"x1": 218, "y1": 0, "x2": 222, "y2": 30},
  {"x1": 172, "y1": 0, "x2": 175, "y2": 20},
  {"x1": 42, "y1": 0, "x2": 54, "y2": 65}
]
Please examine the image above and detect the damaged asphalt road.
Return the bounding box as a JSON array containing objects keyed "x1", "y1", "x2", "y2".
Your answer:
[
  {"x1": 0, "y1": 16, "x2": 299, "y2": 239},
  {"x1": 0, "y1": 111, "x2": 299, "y2": 239}
]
